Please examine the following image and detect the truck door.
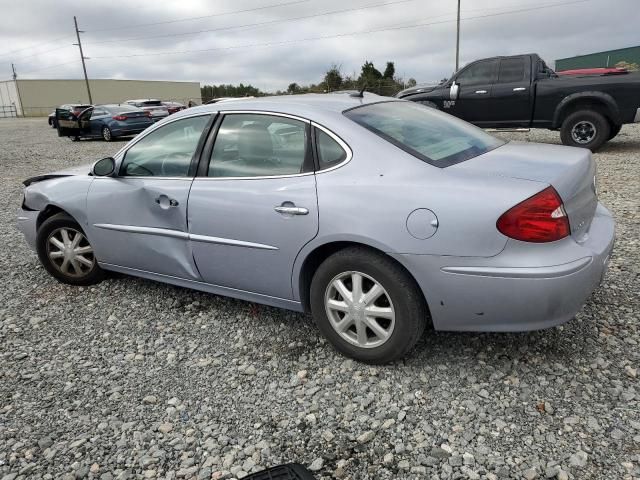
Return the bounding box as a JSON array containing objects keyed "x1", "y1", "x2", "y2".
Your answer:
[
  {"x1": 488, "y1": 57, "x2": 532, "y2": 127},
  {"x1": 446, "y1": 59, "x2": 498, "y2": 126}
]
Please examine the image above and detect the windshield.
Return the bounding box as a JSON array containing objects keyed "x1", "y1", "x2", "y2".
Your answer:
[{"x1": 344, "y1": 101, "x2": 504, "y2": 167}]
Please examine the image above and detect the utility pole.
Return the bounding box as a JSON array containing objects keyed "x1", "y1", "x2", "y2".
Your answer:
[
  {"x1": 455, "y1": 0, "x2": 461, "y2": 71},
  {"x1": 11, "y1": 63, "x2": 24, "y2": 117},
  {"x1": 73, "y1": 16, "x2": 93, "y2": 104}
]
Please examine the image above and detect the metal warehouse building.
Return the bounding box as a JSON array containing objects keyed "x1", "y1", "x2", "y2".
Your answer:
[
  {"x1": 555, "y1": 45, "x2": 640, "y2": 71},
  {"x1": 0, "y1": 78, "x2": 202, "y2": 117}
]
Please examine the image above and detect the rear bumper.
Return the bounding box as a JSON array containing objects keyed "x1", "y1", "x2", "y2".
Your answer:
[
  {"x1": 394, "y1": 203, "x2": 615, "y2": 332},
  {"x1": 111, "y1": 125, "x2": 151, "y2": 136}
]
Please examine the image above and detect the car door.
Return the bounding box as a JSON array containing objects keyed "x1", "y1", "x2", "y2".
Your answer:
[
  {"x1": 188, "y1": 112, "x2": 319, "y2": 300},
  {"x1": 85, "y1": 113, "x2": 214, "y2": 279},
  {"x1": 487, "y1": 57, "x2": 532, "y2": 127},
  {"x1": 447, "y1": 59, "x2": 498, "y2": 125},
  {"x1": 87, "y1": 107, "x2": 108, "y2": 137},
  {"x1": 55, "y1": 107, "x2": 92, "y2": 138}
]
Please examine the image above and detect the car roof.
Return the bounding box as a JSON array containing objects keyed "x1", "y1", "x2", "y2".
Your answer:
[
  {"x1": 182, "y1": 93, "x2": 397, "y2": 119},
  {"x1": 127, "y1": 98, "x2": 160, "y2": 102}
]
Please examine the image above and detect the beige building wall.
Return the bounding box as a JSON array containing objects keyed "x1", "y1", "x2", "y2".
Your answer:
[{"x1": 8, "y1": 79, "x2": 201, "y2": 117}]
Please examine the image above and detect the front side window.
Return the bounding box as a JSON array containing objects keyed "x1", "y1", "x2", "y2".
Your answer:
[
  {"x1": 208, "y1": 114, "x2": 308, "y2": 178},
  {"x1": 456, "y1": 59, "x2": 498, "y2": 86},
  {"x1": 498, "y1": 58, "x2": 525, "y2": 83},
  {"x1": 315, "y1": 129, "x2": 347, "y2": 169},
  {"x1": 120, "y1": 115, "x2": 210, "y2": 177},
  {"x1": 345, "y1": 101, "x2": 504, "y2": 167}
]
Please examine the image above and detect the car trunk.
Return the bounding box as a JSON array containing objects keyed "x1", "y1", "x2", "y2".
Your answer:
[{"x1": 453, "y1": 141, "x2": 598, "y2": 240}]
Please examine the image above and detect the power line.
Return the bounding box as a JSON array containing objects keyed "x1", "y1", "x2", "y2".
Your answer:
[
  {"x1": 11, "y1": 44, "x2": 73, "y2": 62},
  {"x1": 84, "y1": 0, "x2": 418, "y2": 46},
  {"x1": 19, "y1": 59, "x2": 79, "y2": 75},
  {"x1": 91, "y1": 0, "x2": 590, "y2": 60},
  {"x1": 86, "y1": 0, "x2": 312, "y2": 33},
  {"x1": 0, "y1": 35, "x2": 74, "y2": 58}
]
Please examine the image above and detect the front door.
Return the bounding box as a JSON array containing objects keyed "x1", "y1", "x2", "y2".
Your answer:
[
  {"x1": 56, "y1": 107, "x2": 92, "y2": 137},
  {"x1": 86, "y1": 114, "x2": 213, "y2": 279},
  {"x1": 446, "y1": 59, "x2": 498, "y2": 125},
  {"x1": 188, "y1": 112, "x2": 319, "y2": 300}
]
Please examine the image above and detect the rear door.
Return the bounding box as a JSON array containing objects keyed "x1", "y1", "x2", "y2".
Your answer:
[
  {"x1": 85, "y1": 113, "x2": 214, "y2": 279},
  {"x1": 488, "y1": 57, "x2": 532, "y2": 127},
  {"x1": 187, "y1": 112, "x2": 319, "y2": 300},
  {"x1": 447, "y1": 59, "x2": 498, "y2": 124}
]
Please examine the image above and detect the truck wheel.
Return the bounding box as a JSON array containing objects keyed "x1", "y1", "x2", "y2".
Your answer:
[
  {"x1": 608, "y1": 124, "x2": 622, "y2": 140},
  {"x1": 560, "y1": 110, "x2": 610, "y2": 151}
]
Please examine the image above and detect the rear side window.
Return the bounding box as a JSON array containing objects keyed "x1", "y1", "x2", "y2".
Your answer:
[
  {"x1": 345, "y1": 101, "x2": 504, "y2": 167},
  {"x1": 315, "y1": 129, "x2": 347, "y2": 169},
  {"x1": 121, "y1": 115, "x2": 210, "y2": 177},
  {"x1": 456, "y1": 59, "x2": 497, "y2": 86},
  {"x1": 498, "y1": 58, "x2": 525, "y2": 83}
]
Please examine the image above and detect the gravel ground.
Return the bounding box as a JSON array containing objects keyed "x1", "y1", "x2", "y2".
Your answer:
[{"x1": 0, "y1": 118, "x2": 638, "y2": 480}]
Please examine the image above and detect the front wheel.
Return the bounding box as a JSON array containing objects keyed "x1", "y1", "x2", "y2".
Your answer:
[
  {"x1": 310, "y1": 247, "x2": 427, "y2": 364},
  {"x1": 608, "y1": 124, "x2": 622, "y2": 140},
  {"x1": 560, "y1": 110, "x2": 610, "y2": 151},
  {"x1": 102, "y1": 126, "x2": 113, "y2": 142},
  {"x1": 36, "y1": 213, "x2": 104, "y2": 286}
]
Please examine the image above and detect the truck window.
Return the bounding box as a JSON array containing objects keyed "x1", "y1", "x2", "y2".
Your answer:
[
  {"x1": 498, "y1": 58, "x2": 525, "y2": 83},
  {"x1": 456, "y1": 59, "x2": 498, "y2": 86}
]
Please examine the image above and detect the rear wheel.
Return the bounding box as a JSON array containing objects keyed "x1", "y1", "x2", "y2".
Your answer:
[
  {"x1": 310, "y1": 247, "x2": 427, "y2": 364},
  {"x1": 102, "y1": 126, "x2": 113, "y2": 142},
  {"x1": 36, "y1": 213, "x2": 104, "y2": 286},
  {"x1": 560, "y1": 110, "x2": 610, "y2": 151}
]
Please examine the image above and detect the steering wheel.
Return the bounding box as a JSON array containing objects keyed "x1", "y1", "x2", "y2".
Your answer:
[{"x1": 161, "y1": 152, "x2": 192, "y2": 176}]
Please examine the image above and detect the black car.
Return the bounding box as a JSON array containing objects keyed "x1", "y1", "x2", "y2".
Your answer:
[
  {"x1": 48, "y1": 104, "x2": 92, "y2": 128},
  {"x1": 396, "y1": 53, "x2": 640, "y2": 150}
]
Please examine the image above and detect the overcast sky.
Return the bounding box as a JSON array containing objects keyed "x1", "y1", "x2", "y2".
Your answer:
[{"x1": 1, "y1": 0, "x2": 636, "y2": 91}]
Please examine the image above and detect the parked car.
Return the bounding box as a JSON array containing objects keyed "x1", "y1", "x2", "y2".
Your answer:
[
  {"x1": 124, "y1": 99, "x2": 169, "y2": 122},
  {"x1": 19, "y1": 94, "x2": 614, "y2": 363},
  {"x1": 557, "y1": 67, "x2": 628, "y2": 76},
  {"x1": 204, "y1": 97, "x2": 255, "y2": 104},
  {"x1": 162, "y1": 101, "x2": 186, "y2": 114},
  {"x1": 48, "y1": 104, "x2": 92, "y2": 128},
  {"x1": 55, "y1": 104, "x2": 154, "y2": 141},
  {"x1": 396, "y1": 53, "x2": 640, "y2": 150}
]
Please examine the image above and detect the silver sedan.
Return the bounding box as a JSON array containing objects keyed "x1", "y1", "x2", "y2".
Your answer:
[{"x1": 17, "y1": 94, "x2": 615, "y2": 363}]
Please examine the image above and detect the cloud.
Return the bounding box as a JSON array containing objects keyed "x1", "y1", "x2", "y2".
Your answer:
[{"x1": 1, "y1": 0, "x2": 637, "y2": 91}]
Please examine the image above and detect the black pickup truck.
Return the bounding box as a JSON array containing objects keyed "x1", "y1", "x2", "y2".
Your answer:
[{"x1": 396, "y1": 53, "x2": 640, "y2": 150}]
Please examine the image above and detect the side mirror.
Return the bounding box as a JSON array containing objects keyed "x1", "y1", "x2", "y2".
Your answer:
[
  {"x1": 92, "y1": 157, "x2": 116, "y2": 177},
  {"x1": 450, "y1": 82, "x2": 460, "y2": 100}
]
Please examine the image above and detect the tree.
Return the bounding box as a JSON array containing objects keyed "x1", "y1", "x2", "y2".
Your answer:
[
  {"x1": 287, "y1": 82, "x2": 301, "y2": 94},
  {"x1": 324, "y1": 64, "x2": 343, "y2": 92},
  {"x1": 383, "y1": 61, "x2": 395, "y2": 79},
  {"x1": 406, "y1": 78, "x2": 417, "y2": 87},
  {"x1": 358, "y1": 60, "x2": 383, "y2": 87}
]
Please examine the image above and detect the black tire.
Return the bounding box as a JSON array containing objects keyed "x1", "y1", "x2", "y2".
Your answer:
[
  {"x1": 608, "y1": 123, "x2": 622, "y2": 140},
  {"x1": 560, "y1": 110, "x2": 610, "y2": 151},
  {"x1": 310, "y1": 247, "x2": 427, "y2": 364},
  {"x1": 70, "y1": 136, "x2": 80, "y2": 142},
  {"x1": 102, "y1": 126, "x2": 113, "y2": 142},
  {"x1": 36, "y1": 212, "x2": 104, "y2": 286}
]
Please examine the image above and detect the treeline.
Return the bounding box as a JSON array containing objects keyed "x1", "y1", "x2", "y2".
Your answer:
[{"x1": 200, "y1": 60, "x2": 417, "y2": 100}]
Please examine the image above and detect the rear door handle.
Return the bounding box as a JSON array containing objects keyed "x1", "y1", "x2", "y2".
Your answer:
[
  {"x1": 274, "y1": 205, "x2": 309, "y2": 215},
  {"x1": 474, "y1": 90, "x2": 488, "y2": 94},
  {"x1": 513, "y1": 87, "x2": 527, "y2": 92}
]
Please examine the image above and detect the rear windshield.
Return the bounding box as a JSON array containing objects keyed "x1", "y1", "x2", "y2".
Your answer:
[
  {"x1": 344, "y1": 101, "x2": 504, "y2": 167},
  {"x1": 104, "y1": 104, "x2": 139, "y2": 113},
  {"x1": 142, "y1": 100, "x2": 162, "y2": 106}
]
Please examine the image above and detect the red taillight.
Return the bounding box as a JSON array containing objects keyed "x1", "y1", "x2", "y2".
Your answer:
[
  {"x1": 112, "y1": 115, "x2": 128, "y2": 121},
  {"x1": 497, "y1": 187, "x2": 570, "y2": 243}
]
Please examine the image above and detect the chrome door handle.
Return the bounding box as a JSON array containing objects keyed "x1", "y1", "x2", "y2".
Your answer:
[
  {"x1": 155, "y1": 196, "x2": 179, "y2": 208},
  {"x1": 513, "y1": 87, "x2": 527, "y2": 92},
  {"x1": 474, "y1": 90, "x2": 488, "y2": 94},
  {"x1": 274, "y1": 206, "x2": 309, "y2": 215}
]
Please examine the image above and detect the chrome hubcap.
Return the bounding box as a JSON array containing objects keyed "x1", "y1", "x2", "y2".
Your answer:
[
  {"x1": 103, "y1": 128, "x2": 111, "y2": 140},
  {"x1": 46, "y1": 227, "x2": 95, "y2": 277},
  {"x1": 324, "y1": 271, "x2": 395, "y2": 348},
  {"x1": 571, "y1": 121, "x2": 596, "y2": 144}
]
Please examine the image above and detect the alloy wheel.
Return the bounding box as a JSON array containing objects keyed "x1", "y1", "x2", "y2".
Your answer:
[
  {"x1": 324, "y1": 271, "x2": 395, "y2": 348},
  {"x1": 571, "y1": 121, "x2": 596, "y2": 144},
  {"x1": 102, "y1": 127, "x2": 112, "y2": 141},
  {"x1": 46, "y1": 227, "x2": 95, "y2": 278}
]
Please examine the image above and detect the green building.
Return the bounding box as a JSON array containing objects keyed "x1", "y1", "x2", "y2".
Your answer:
[{"x1": 555, "y1": 45, "x2": 640, "y2": 71}]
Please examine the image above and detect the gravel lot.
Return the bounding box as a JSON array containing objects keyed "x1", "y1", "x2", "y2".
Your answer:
[{"x1": 0, "y1": 118, "x2": 638, "y2": 480}]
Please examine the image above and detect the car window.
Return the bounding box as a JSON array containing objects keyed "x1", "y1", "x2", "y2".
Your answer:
[
  {"x1": 456, "y1": 59, "x2": 498, "y2": 86},
  {"x1": 92, "y1": 108, "x2": 107, "y2": 116},
  {"x1": 120, "y1": 115, "x2": 210, "y2": 177},
  {"x1": 315, "y1": 129, "x2": 347, "y2": 169},
  {"x1": 498, "y1": 58, "x2": 525, "y2": 83},
  {"x1": 208, "y1": 114, "x2": 308, "y2": 178},
  {"x1": 345, "y1": 101, "x2": 504, "y2": 167}
]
